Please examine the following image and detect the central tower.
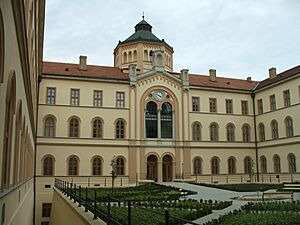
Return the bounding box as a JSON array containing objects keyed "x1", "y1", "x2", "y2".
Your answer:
[{"x1": 114, "y1": 17, "x2": 174, "y2": 73}]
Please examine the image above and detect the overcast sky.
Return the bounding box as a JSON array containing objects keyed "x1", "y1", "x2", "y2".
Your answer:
[{"x1": 43, "y1": 0, "x2": 300, "y2": 81}]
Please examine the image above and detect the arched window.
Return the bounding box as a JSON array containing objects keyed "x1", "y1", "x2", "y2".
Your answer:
[
  {"x1": 258, "y1": 123, "x2": 265, "y2": 141},
  {"x1": 273, "y1": 154, "x2": 281, "y2": 173},
  {"x1": 228, "y1": 157, "x2": 236, "y2": 174},
  {"x1": 43, "y1": 156, "x2": 54, "y2": 176},
  {"x1": 69, "y1": 117, "x2": 79, "y2": 137},
  {"x1": 143, "y1": 50, "x2": 148, "y2": 61},
  {"x1": 128, "y1": 51, "x2": 132, "y2": 62},
  {"x1": 193, "y1": 157, "x2": 202, "y2": 175},
  {"x1": 68, "y1": 156, "x2": 79, "y2": 175},
  {"x1": 92, "y1": 157, "x2": 102, "y2": 175},
  {"x1": 211, "y1": 157, "x2": 219, "y2": 175},
  {"x1": 271, "y1": 120, "x2": 279, "y2": 140},
  {"x1": 116, "y1": 157, "x2": 125, "y2": 175},
  {"x1": 133, "y1": 50, "x2": 137, "y2": 61},
  {"x1": 226, "y1": 123, "x2": 235, "y2": 142},
  {"x1": 44, "y1": 116, "x2": 55, "y2": 137},
  {"x1": 260, "y1": 156, "x2": 267, "y2": 174},
  {"x1": 192, "y1": 122, "x2": 201, "y2": 141},
  {"x1": 92, "y1": 118, "x2": 102, "y2": 138},
  {"x1": 157, "y1": 54, "x2": 163, "y2": 66},
  {"x1": 288, "y1": 153, "x2": 296, "y2": 173},
  {"x1": 161, "y1": 102, "x2": 172, "y2": 138},
  {"x1": 145, "y1": 101, "x2": 158, "y2": 138},
  {"x1": 244, "y1": 156, "x2": 252, "y2": 174},
  {"x1": 285, "y1": 117, "x2": 293, "y2": 137},
  {"x1": 2, "y1": 71, "x2": 16, "y2": 188},
  {"x1": 210, "y1": 123, "x2": 219, "y2": 141},
  {"x1": 123, "y1": 52, "x2": 127, "y2": 63},
  {"x1": 115, "y1": 119, "x2": 125, "y2": 139},
  {"x1": 0, "y1": 9, "x2": 4, "y2": 83},
  {"x1": 242, "y1": 124, "x2": 250, "y2": 142}
]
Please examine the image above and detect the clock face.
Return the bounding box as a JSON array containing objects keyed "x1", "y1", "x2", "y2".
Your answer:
[{"x1": 154, "y1": 91, "x2": 164, "y2": 101}]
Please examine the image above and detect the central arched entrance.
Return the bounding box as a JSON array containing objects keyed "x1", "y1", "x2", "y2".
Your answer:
[
  {"x1": 147, "y1": 155, "x2": 158, "y2": 181},
  {"x1": 162, "y1": 155, "x2": 173, "y2": 182}
]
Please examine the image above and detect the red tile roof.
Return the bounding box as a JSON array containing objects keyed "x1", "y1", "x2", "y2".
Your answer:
[
  {"x1": 188, "y1": 74, "x2": 257, "y2": 91},
  {"x1": 255, "y1": 65, "x2": 300, "y2": 90},
  {"x1": 42, "y1": 61, "x2": 128, "y2": 80},
  {"x1": 42, "y1": 62, "x2": 299, "y2": 91}
]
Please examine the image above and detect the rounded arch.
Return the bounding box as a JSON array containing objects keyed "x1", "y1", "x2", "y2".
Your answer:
[
  {"x1": 115, "y1": 155, "x2": 126, "y2": 176},
  {"x1": 141, "y1": 86, "x2": 179, "y2": 140},
  {"x1": 156, "y1": 53, "x2": 163, "y2": 66},
  {"x1": 270, "y1": 119, "x2": 279, "y2": 140},
  {"x1": 91, "y1": 155, "x2": 104, "y2": 176},
  {"x1": 211, "y1": 156, "x2": 220, "y2": 175},
  {"x1": 0, "y1": 8, "x2": 4, "y2": 83},
  {"x1": 284, "y1": 116, "x2": 293, "y2": 137},
  {"x1": 287, "y1": 153, "x2": 296, "y2": 173},
  {"x1": 67, "y1": 155, "x2": 80, "y2": 176},
  {"x1": 258, "y1": 122, "x2": 265, "y2": 141},
  {"x1": 193, "y1": 156, "x2": 202, "y2": 175},
  {"x1": 114, "y1": 118, "x2": 126, "y2": 139},
  {"x1": 2, "y1": 70, "x2": 16, "y2": 188},
  {"x1": 41, "y1": 154, "x2": 56, "y2": 176},
  {"x1": 260, "y1": 155, "x2": 267, "y2": 173},
  {"x1": 44, "y1": 114, "x2": 57, "y2": 137},
  {"x1": 209, "y1": 122, "x2": 219, "y2": 142},
  {"x1": 226, "y1": 123, "x2": 235, "y2": 142},
  {"x1": 133, "y1": 50, "x2": 137, "y2": 61},
  {"x1": 161, "y1": 152, "x2": 175, "y2": 160},
  {"x1": 273, "y1": 154, "x2": 281, "y2": 173},
  {"x1": 244, "y1": 156, "x2": 253, "y2": 174},
  {"x1": 68, "y1": 116, "x2": 81, "y2": 137},
  {"x1": 145, "y1": 152, "x2": 161, "y2": 162},
  {"x1": 123, "y1": 52, "x2": 127, "y2": 63},
  {"x1": 146, "y1": 154, "x2": 159, "y2": 181},
  {"x1": 143, "y1": 49, "x2": 148, "y2": 61},
  {"x1": 13, "y1": 100, "x2": 22, "y2": 183},
  {"x1": 192, "y1": 121, "x2": 202, "y2": 141},
  {"x1": 242, "y1": 123, "x2": 251, "y2": 142},
  {"x1": 227, "y1": 156, "x2": 236, "y2": 174},
  {"x1": 128, "y1": 51, "x2": 132, "y2": 62},
  {"x1": 91, "y1": 117, "x2": 104, "y2": 138}
]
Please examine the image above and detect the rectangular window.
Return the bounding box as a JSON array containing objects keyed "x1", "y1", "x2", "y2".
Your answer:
[
  {"x1": 241, "y1": 100, "x2": 248, "y2": 115},
  {"x1": 93, "y1": 90, "x2": 102, "y2": 107},
  {"x1": 42, "y1": 203, "x2": 52, "y2": 217},
  {"x1": 269, "y1": 94, "x2": 276, "y2": 111},
  {"x1": 257, "y1": 99, "x2": 263, "y2": 114},
  {"x1": 283, "y1": 90, "x2": 290, "y2": 107},
  {"x1": 70, "y1": 89, "x2": 80, "y2": 106},
  {"x1": 116, "y1": 92, "x2": 125, "y2": 108},
  {"x1": 46, "y1": 87, "x2": 56, "y2": 104},
  {"x1": 225, "y1": 99, "x2": 233, "y2": 114},
  {"x1": 192, "y1": 97, "x2": 200, "y2": 112},
  {"x1": 209, "y1": 98, "x2": 217, "y2": 113}
]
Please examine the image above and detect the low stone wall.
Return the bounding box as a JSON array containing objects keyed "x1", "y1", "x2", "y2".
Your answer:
[{"x1": 50, "y1": 187, "x2": 106, "y2": 225}]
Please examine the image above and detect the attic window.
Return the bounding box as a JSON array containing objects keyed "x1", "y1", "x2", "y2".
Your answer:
[
  {"x1": 227, "y1": 81, "x2": 230, "y2": 85},
  {"x1": 65, "y1": 68, "x2": 69, "y2": 71}
]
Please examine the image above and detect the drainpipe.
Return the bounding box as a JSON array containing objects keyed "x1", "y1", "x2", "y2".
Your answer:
[
  {"x1": 251, "y1": 93, "x2": 259, "y2": 182},
  {"x1": 33, "y1": 74, "x2": 41, "y2": 225}
]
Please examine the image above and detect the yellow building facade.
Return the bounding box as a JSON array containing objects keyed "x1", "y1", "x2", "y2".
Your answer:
[
  {"x1": 0, "y1": 0, "x2": 45, "y2": 224},
  {"x1": 35, "y1": 18, "x2": 300, "y2": 224}
]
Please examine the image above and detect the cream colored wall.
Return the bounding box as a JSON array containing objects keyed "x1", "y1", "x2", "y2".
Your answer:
[
  {"x1": 0, "y1": 0, "x2": 39, "y2": 224},
  {"x1": 50, "y1": 188, "x2": 105, "y2": 225},
  {"x1": 189, "y1": 89, "x2": 254, "y2": 142}
]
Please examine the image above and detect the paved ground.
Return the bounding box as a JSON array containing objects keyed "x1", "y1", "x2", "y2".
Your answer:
[{"x1": 159, "y1": 182, "x2": 249, "y2": 225}]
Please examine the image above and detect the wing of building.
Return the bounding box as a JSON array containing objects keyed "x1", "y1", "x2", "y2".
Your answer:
[
  {"x1": 1, "y1": 7, "x2": 299, "y2": 224},
  {"x1": 0, "y1": 0, "x2": 45, "y2": 224}
]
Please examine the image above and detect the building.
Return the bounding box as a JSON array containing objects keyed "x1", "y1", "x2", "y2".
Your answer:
[
  {"x1": 35, "y1": 17, "x2": 300, "y2": 224},
  {"x1": 0, "y1": 0, "x2": 45, "y2": 224}
]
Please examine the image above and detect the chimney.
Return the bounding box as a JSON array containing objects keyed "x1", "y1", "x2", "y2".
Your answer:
[
  {"x1": 269, "y1": 67, "x2": 276, "y2": 79},
  {"x1": 129, "y1": 64, "x2": 137, "y2": 86},
  {"x1": 209, "y1": 69, "x2": 216, "y2": 82},
  {"x1": 79, "y1": 55, "x2": 87, "y2": 71},
  {"x1": 180, "y1": 69, "x2": 189, "y2": 90},
  {"x1": 247, "y1": 77, "x2": 252, "y2": 82}
]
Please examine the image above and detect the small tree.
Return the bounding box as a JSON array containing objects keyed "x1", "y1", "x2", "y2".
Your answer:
[{"x1": 110, "y1": 156, "x2": 117, "y2": 194}]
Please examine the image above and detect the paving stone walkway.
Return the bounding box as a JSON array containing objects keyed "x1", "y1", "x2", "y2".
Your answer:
[{"x1": 160, "y1": 182, "x2": 249, "y2": 225}]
